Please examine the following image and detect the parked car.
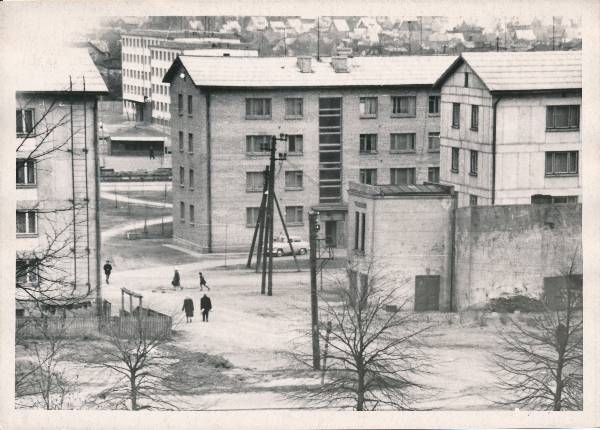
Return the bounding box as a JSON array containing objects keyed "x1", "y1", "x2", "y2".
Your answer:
[{"x1": 271, "y1": 235, "x2": 309, "y2": 257}]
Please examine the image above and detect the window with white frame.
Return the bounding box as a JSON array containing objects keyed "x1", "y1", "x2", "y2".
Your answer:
[
  {"x1": 246, "y1": 171, "x2": 265, "y2": 192},
  {"x1": 428, "y1": 132, "x2": 440, "y2": 151},
  {"x1": 451, "y1": 147, "x2": 459, "y2": 172},
  {"x1": 359, "y1": 168, "x2": 377, "y2": 185},
  {"x1": 285, "y1": 171, "x2": 303, "y2": 190},
  {"x1": 16, "y1": 210, "x2": 37, "y2": 235},
  {"x1": 16, "y1": 259, "x2": 39, "y2": 285},
  {"x1": 390, "y1": 168, "x2": 416, "y2": 185},
  {"x1": 471, "y1": 105, "x2": 479, "y2": 131},
  {"x1": 469, "y1": 194, "x2": 478, "y2": 206},
  {"x1": 246, "y1": 135, "x2": 272, "y2": 154},
  {"x1": 359, "y1": 134, "x2": 377, "y2": 153},
  {"x1": 285, "y1": 98, "x2": 303, "y2": 118},
  {"x1": 428, "y1": 96, "x2": 440, "y2": 115},
  {"x1": 428, "y1": 167, "x2": 440, "y2": 183},
  {"x1": 545, "y1": 151, "x2": 578, "y2": 176},
  {"x1": 16, "y1": 159, "x2": 36, "y2": 185},
  {"x1": 359, "y1": 97, "x2": 378, "y2": 118},
  {"x1": 470, "y1": 150, "x2": 478, "y2": 176},
  {"x1": 391, "y1": 96, "x2": 416, "y2": 116},
  {"x1": 189, "y1": 169, "x2": 194, "y2": 190},
  {"x1": 246, "y1": 207, "x2": 260, "y2": 226},
  {"x1": 179, "y1": 166, "x2": 185, "y2": 186},
  {"x1": 178, "y1": 131, "x2": 184, "y2": 152},
  {"x1": 188, "y1": 133, "x2": 194, "y2": 153},
  {"x1": 390, "y1": 133, "x2": 416, "y2": 152},
  {"x1": 287, "y1": 135, "x2": 303, "y2": 154},
  {"x1": 285, "y1": 206, "x2": 304, "y2": 225},
  {"x1": 245, "y1": 98, "x2": 272, "y2": 118},
  {"x1": 16, "y1": 109, "x2": 34, "y2": 135},
  {"x1": 452, "y1": 103, "x2": 460, "y2": 128}
]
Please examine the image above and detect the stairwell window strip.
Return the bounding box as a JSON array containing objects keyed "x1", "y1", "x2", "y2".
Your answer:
[{"x1": 16, "y1": 210, "x2": 37, "y2": 235}]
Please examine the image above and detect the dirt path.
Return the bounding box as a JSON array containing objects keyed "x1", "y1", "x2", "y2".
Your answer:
[
  {"x1": 102, "y1": 216, "x2": 173, "y2": 239},
  {"x1": 100, "y1": 191, "x2": 172, "y2": 208}
]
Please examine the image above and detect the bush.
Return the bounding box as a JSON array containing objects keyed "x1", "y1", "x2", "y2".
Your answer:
[{"x1": 486, "y1": 295, "x2": 544, "y2": 313}]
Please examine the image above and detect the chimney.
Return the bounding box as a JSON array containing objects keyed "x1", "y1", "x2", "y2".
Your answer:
[
  {"x1": 296, "y1": 56, "x2": 312, "y2": 73},
  {"x1": 331, "y1": 56, "x2": 349, "y2": 73}
]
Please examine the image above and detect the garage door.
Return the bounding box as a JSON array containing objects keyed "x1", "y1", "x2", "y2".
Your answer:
[{"x1": 415, "y1": 275, "x2": 440, "y2": 311}]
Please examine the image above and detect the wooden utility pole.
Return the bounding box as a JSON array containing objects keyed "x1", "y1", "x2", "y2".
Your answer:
[
  {"x1": 265, "y1": 136, "x2": 277, "y2": 296},
  {"x1": 309, "y1": 211, "x2": 321, "y2": 370},
  {"x1": 247, "y1": 167, "x2": 269, "y2": 269}
]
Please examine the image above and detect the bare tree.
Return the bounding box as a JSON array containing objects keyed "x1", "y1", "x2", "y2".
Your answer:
[
  {"x1": 292, "y1": 265, "x2": 432, "y2": 411},
  {"x1": 493, "y1": 256, "x2": 583, "y2": 411}
]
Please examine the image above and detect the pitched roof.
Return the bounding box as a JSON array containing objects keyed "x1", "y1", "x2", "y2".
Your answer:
[
  {"x1": 16, "y1": 48, "x2": 108, "y2": 93},
  {"x1": 434, "y1": 50, "x2": 581, "y2": 92},
  {"x1": 163, "y1": 55, "x2": 456, "y2": 88}
]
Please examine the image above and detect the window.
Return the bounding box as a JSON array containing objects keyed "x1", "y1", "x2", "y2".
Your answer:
[
  {"x1": 246, "y1": 172, "x2": 265, "y2": 192},
  {"x1": 428, "y1": 167, "x2": 440, "y2": 183},
  {"x1": 189, "y1": 204, "x2": 195, "y2": 225},
  {"x1": 285, "y1": 206, "x2": 303, "y2": 225},
  {"x1": 359, "y1": 97, "x2": 378, "y2": 118},
  {"x1": 178, "y1": 93, "x2": 183, "y2": 115},
  {"x1": 390, "y1": 168, "x2": 416, "y2": 185},
  {"x1": 464, "y1": 72, "x2": 469, "y2": 87},
  {"x1": 16, "y1": 259, "x2": 38, "y2": 285},
  {"x1": 285, "y1": 98, "x2": 303, "y2": 118},
  {"x1": 390, "y1": 133, "x2": 416, "y2": 152},
  {"x1": 189, "y1": 169, "x2": 194, "y2": 190},
  {"x1": 545, "y1": 151, "x2": 578, "y2": 176},
  {"x1": 187, "y1": 95, "x2": 193, "y2": 115},
  {"x1": 287, "y1": 135, "x2": 303, "y2": 154},
  {"x1": 188, "y1": 133, "x2": 194, "y2": 153},
  {"x1": 285, "y1": 171, "x2": 303, "y2": 190},
  {"x1": 16, "y1": 159, "x2": 36, "y2": 185},
  {"x1": 469, "y1": 194, "x2": 478, "y2": 206},
  {"x1": 451, "y1": 147, "x2": 459, "y2": 172},
  {"x1": 16, "y1": 210, "x2": 37, "y2": 235},
  {"x1": 471, "y1": 105, "x2": 479, "y2": 131},
  {"x1": 180, "y1": 202, "x2": 185, "y2": 222},
  {"x1": 531, "y1": 195, "x2": 578, "y2": 204},
  {"x1": 16, "y1": 109, "x2": 34, "y2": 135},
  {"x1": 179, "y1": 166, "x2": 185, "y2": 186},
  {"x1": 452, "y1": 103, "x2": 460, "y2": 128},
  {"x1": 359, "y1": 169, "x2": 377, "y2": 185},
  {"x1": 428, "y1": 96, "x2": 440, "y2": 115},
  {"x1": 246, "y1": 207, "x2": 260, "y2": 226},
  {"x1": 246, "y1": 135, "x2": 271, "y2": 153},
  {"x1": 178, "y1": 131, "x2": 184, "y2": 152},
  {"x1": 245, "y1": 98, "x2": 271, "y2": 118},
  {"x1": 360, "y1": 213, "x2": 366, "y2": 252},
  {"x1": 470, "y1": 150, "x2": 478, "y2": 176},
  {"x1": 428, "y1": 132, "x2": 440, "y2": 152},
  {"x1": 546, "y1": 105, "x2": 580, "y2": 130},
  {"x1": 391, "y1": 96, "x2": 416, "y2": 116},
  {"x1": 359, "y1": 134, "x2": 377, "y2": 153},
  {"x1": 353, "y1": 211, "x2": 366, "y2": 252}
]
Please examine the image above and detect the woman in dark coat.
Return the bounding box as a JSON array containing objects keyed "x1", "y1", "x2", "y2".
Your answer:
[
  {"x1": 182, "y1": 297, "x2": 194, "y2": 322},
  {"x1": 172, "y1": 269, "x2": 181, "y2": 290}
]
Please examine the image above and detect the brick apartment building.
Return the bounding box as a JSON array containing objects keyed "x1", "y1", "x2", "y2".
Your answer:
[
  {"x1": 16, "y1": 48, "x2": 108, "y2": 316},
  {"x1": 163, "y1": 54, "x2": 455, "y2": 252},
  {"x1": 434, "y1": 50, "x2": 581, "y2": 207},
  {"x1": 121, "y1": 29, "x2": 257, "y2": 127}
]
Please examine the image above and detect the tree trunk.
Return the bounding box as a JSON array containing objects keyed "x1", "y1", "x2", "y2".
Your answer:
[
  {"x1": 357, "y1": 370, "x2": 365, "y2": 411},
  {"x1": 130, "y1": 374, "x2": 138, "y2": 410}
]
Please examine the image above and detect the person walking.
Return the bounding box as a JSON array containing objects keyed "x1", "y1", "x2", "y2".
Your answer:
[
  {"x1": 200, "y1": 293, "x2": 212, "y2": 322},
  {"x1": 149, "y1": 147, "x2": 155, "y2": 160},
  {"x1": 103, "y1": 260, "x2": 113, "y2": 285},
  {"x1": 199, "y1": 272, "x2": 210, "y2": 291},
  {"x1": 172, "y1": 269, "x2": 182, "y2": 290},
  {"x1": 182, "y1": 297, "x2": 194, "y2": 323}
]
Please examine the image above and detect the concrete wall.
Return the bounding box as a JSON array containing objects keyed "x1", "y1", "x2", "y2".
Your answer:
[
  {"x1": 169, "y1": 70, "x2": 441, "y2": 252},
  {"x1": 453, "y1": 203, "x2": 582, "y2": 310},
  {"x1": 347, "y1": 189, "x2": 455, "y2": 311}
]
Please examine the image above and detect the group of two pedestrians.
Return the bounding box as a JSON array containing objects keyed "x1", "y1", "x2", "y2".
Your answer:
[{"x1": 182, "y1": 294, "x2": 212, "y2": 323}]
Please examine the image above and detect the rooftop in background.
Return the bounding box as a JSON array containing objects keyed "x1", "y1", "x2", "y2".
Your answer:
[
  {"x1": 163, "y1": 55, "x2": 457, "y2": 88},
  {"x1": 348, "y1": 182, "x2": 454, "y2": 197},
  {"x1": 435, "y1": 50, "x2": 581, "y2": 92},
  {"x1": 16, "y1": 47, "x2": 108, "y2": 94},
  {"x1": 123, "y1": 29, "x2": 240, "y2": 41},
  {"x1": 158, "y1": 40, "x2": 253, "y2": 51}
]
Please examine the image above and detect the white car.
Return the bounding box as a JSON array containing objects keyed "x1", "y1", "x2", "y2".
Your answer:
[{"x1": 271, "y1": 235, "x2": 309, "y2": 257}]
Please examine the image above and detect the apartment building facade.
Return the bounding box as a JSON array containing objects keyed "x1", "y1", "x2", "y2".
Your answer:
[
  {"x1": 121, "y1": 30, "x2": 257, "y2": 127},
  {"x1": 434, "y1": 51, "x2": 582, "y2": 207},
  {"x1": 163, "y1": 54, "x2": 455, "y2": 252},
  {"x1": 16, "y1": 48, "x2": 108, "y2": 316}
]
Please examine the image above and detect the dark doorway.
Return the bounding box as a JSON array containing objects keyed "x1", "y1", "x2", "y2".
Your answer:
[
  {"x1": 325, "y1": 220, "x2": 337, "y2": 247},
  {"x1": 414, "y1": 275, "x2": 440, "y2": 311}
]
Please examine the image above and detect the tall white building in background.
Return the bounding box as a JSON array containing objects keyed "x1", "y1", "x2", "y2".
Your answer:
[{"x1": 121, "y1": 29, "x2": 258, "y2": 127}]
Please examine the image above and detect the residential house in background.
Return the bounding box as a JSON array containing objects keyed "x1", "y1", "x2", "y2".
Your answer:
[
  {"x1": 15, "y1": 48, "x2": 108, "y2": 316},
  {"x1": 246, "y1": 16, "x2": 269, "y2": 31},
  {"x1": 162, "y1": 54, "x2": 455, "y2": 252},
  {"x1": 434, "y1": 50, "x2": 581, "y2": 207}
]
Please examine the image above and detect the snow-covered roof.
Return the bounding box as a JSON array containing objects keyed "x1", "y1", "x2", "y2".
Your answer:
[
  {"x1": 435, "y1": 50, "x2": 582, "y2": 92},
  {"x1": 16, "y1": 47, "x2": 108, "y2": 93},
  {"x1": 164, "y1": 55, "x2": 456, "y2": 88}
]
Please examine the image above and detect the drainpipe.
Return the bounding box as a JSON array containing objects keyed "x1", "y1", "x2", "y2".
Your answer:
[
  {"x1": 205, "y1": 90, "x2": 212, "y2": 252},
  {"x1": 93, "y1": 99, "x2": 103, "y2": 320},
  {"x1": 448, "y1": 189, "x2": 458, "y2": 312},
  {"x1": 491, "y1": 96, "x2": 503, "y2": 205}
]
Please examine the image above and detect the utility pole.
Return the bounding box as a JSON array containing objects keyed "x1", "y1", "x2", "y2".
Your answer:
[
  {"x1": 317, "y1": 17, "x2": 320, "y2": 61},
  {"x1": 496, "y1": 36, "x2": 500, "y2": 52},
  {"x1": 419, "y1": 17, "x2": 423, "y2": 55},
  {"x1": 309, "y1": 211, "x2": 321, "y2": 370},
  {"x1": 552, "y1": 16, "x2": 556, "y2": 51},
  {"x1": 265, "y1": 136, "x2": 277, "y2": 296}
]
